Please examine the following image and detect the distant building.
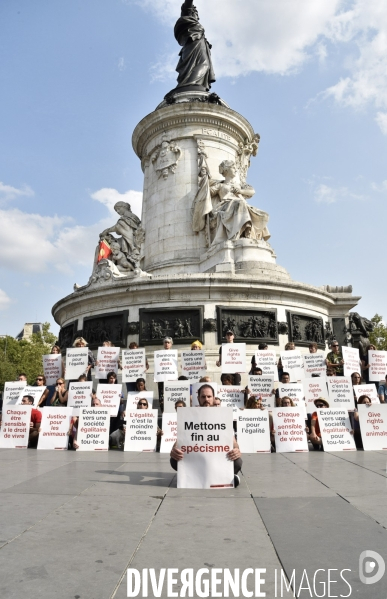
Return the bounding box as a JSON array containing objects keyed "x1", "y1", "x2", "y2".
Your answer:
[{"x1": 15, "y1": 323, "x2": 43, "y2": 341}]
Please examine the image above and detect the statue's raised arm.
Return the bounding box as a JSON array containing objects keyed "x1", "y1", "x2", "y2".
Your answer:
[{"x1": 182, "y1": 0, "x2": 194, "y2": 10}]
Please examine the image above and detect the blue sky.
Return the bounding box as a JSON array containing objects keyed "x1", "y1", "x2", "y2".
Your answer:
[{"x1": 1, "y1": 0, "x2": 386, "y2": 337}]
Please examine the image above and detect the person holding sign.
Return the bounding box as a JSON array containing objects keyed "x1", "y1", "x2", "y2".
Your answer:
[
  {"x1": 35, "y1": 375, "x2": 50, "y2": 408},
  {"x1": 360, "y1": 343, "x2": 376, "y2": 384},
  {"x1": 124, "y1": 342, "x2": 149, "y2": 392},
  {"x1": 50, "y1": 378, "x2": 68, "y2": 406},
  {"x1": 21, "y1": 395, "x2": 42, "y2": 448},
  {"x1": 310, "y1": 398, "x2": 330, "y2": 450},
  {"x1": 216, "y1": 330, "x2": 242, "y2": 385},
  {"x1": 157, "y1": 337, "x2": 177, "y2": 412},
  {"x1": 325, "y1": 341, "x2": 344, "y2": 376},
  {"x1": 73, "y1": 337, "x2": 96, "y2": 381},
  {"x1": 95, "y1": 340, "x2": 121, "y2": 383},
  {"x1": 353, "y1": 394, "x2": 372, "y2": 449}
]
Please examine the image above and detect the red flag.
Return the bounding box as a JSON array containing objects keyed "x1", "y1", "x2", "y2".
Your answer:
[{"x1": 98, "y1": 239, "x2": 112, "y2": 262}]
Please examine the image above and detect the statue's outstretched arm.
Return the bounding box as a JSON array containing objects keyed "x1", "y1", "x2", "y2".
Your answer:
[{"x1": 182, "y1": 0, "x2": 194, "y2": 9}]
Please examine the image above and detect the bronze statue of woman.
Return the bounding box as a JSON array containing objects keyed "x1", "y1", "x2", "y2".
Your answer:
[{"x1": 173, "y1": 0, "x2": 216, "y2": 91}]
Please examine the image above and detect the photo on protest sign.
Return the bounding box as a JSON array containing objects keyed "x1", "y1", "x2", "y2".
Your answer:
[
  {"x1": 16, "y1": 386, "x2": 46, "y2": 406},
  {"x1": 153, "y1": 350, "x2": 178, "y2": 382},
  {"x1": 317, "y1": 408, "x2": 356, "y2": 451},
  {"x1": 96, "y1": 383, "x2": 122, "y2": 415},
  {"x1": 303, "y1": 353, "x2": 326, "y2": 377},
  {"x1": 221, "y1": 343, "x2": 246, "y2": 374},
  {"x1": 124, "y1": 409, "x2": 158, "y2": 452},
  {"x1": 353, "y1": 384, "x2": 379, "y2": 404},
  {"x1": 76, "y1": 408, "x2": 110, "y2": 451},
  {"x1": 94, "y1": 346, "x2": 120, "y2": 379},
  {"x1": 191, "y1": 382, "x2": 217, "y2": 407},
  {"x1": 121, "y1": 348, "x2": 146, "y2": 383},
  {"x1": 160, "y1": 413, "x2": 177, "y2": 453},
  {"x1": 303, "y1": 377, "x2": 329, "y2": 412},
  {"x1": 3, "y1": 381, "x2": 26, "y2": 406},
  {"x1": 272, "y1": 407, "x2": 309, "y2": 453},
  {"x1": 217, "y1": 386, "x2": 245, "y2": 419},
  {"x1": 0, "y1": 406, "x2": 31, "y2": 449},
  {"x1": 237, "y1": 410, "x2": 271, "y2": 453},
  {"x1": 254, "y1": 350, "x2": 279, "y2": 382},
  {"x1": 177, "y1": 407, "x2": 234, "y2": 489},
  {"x1": 358, "y1": 404, "x2": 387, "y2": 451},
  {"x1": 327, "y1": 377, "x2": 355, "y2": 411},
  {"x1": 65, "y1": 347, "x2": 89, "y2": 380},
  {"x1": 248, "y1": 376, "x2": 275, "y2": 409},
  {"x1": 278, "y1": 383, "x2": 305, "y2": 408},
  {"x1": 342, "y1": 346, "x2": 361, "y2": 377},
  {"x1": 67, "y1": 382, "x2": 93, "y2": 415},
  {"x1": 280, "y1": 350, "x2": 304, "y2": 381},
  {"x1": 368, "y1": 350, "x2": 387, "y2": 382},
  {"x1": 127, "y1": 391, "x2": 153, "y2": 411},
  {"x1": 38, "y1": 407, "x2": 73, "y2": 450},
  {"x1": 164, "y1": 381, "x2": 190, "y2": 413},
  {"x1": 181, "y1": 350, "x2": 206, "y2": 382},
  {"x1": 43, "y1": 354, "x2": 63, "y2": 385}
]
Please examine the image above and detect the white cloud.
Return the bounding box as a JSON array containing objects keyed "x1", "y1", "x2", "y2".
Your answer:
[
  {"x1": 375, "y1": 112, "x2": 387, "y2": 135},
  {"x1": 90, "y1": 188, "x2": 143, "y2": 218},
  {"x1": 118, "y1": 57, "x2": 126, "y2": 71},
  {"x1": 0, "y1": 289, "x2": 12, "y2": 310},
  {"x1": 371, "y1": 179, "x2": 387, "y2": 192},
  {"x1": 0, "y1": 181, "x2": 34, "y2": 203},
  {"x1": 314, "y1": 183, "x2": 366, "y2": 204}
]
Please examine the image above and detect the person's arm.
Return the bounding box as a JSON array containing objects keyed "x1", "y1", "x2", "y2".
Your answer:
[
  {"x1": 58, "y1": 389, "x2": 68, "y2": 405},
  {"x1": 310, "y1": 417, "x2": 320, "y2": 443},
  {"x1": 38, "y1": 388, "x2": 49, "y2": 407},
  {"x1": 170, "y1": 441, "x2": 184, "y2": 461},
  {"x1": 216, "y1": 347, "x2": 222, "y2": 368},
  {"x1": 226, "y1": 436, "x2": 241, "y2": 461}
]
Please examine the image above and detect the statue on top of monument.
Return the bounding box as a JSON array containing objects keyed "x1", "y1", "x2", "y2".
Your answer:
[
  {"x1": 99, "y1": 201, "x2": 145, "y2": 272},
  {"x1": 173, "y1": 0, "x2": 215, "y2": 91}
]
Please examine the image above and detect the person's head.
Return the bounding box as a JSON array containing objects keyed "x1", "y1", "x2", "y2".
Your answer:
[
  {"x1": 281, "y1": 372, "x2": 290, "y2": 384},
  {"x1": 252, "y1": 367, "x2": 263, "y2": 376},
  {"x1": 191, "y1": 340, "x2": 202, "y2": 350},
  {"x1": 330, "y1": 341, "x2": 340, "y2": 353},
  {"x1": 21, "y1": 395, "x2": 34, "y2": 405},
  {"x1": 314, "y1": 398, "x2": 329, "y2": 409},
  {"x1": 326, "y1": 367, "x2": 335, "y2": 376},
  {"x1": 135, "y1": 378, "x2": 146, "y2": 391},
  {"x1": 280, "y1": 396, "x2": 294, "y2": 407},
  {"x1": 102, "y1": 341, "x2": 114, "y2": 347},
  {"x1": 214, "y1": 397, "x2": 221, "y2": 407},
  {"x1": 246, "y1": 395, "x2": 263, "y2": 409},
  {"x1": 258, "y1": 343, "x2": 268, "y2": 350},
  {"x1": 221, "y1": 373, "x2": 233, "y2": 386},
  {"x1": 285, "y1": 342, "x2": 295, "y2": 351},
  {"x1": 175, "y1": 401, "x2": 186, "y2": 410},
  {"x1": 137, "y1": 398, "x2": 149, "y2": 409},
  {"x1": 107, "y1": 371, "x2": 117, "y2": 384},
  {"x1": 73, "y1": 337, "x2": 88, "y2": 348},
  {"x1": 51, "y1": 345, "x2": 61, "y2": 354},
  {"x1": 198, "y1": 384, "x2": 215, "y2": 407},
  {"x1": 351, "y1": 372, "x2": 362, "y2": 385},
  {"x1": 17, "y1": 373, "x2": 27, "y2": 381},
  {"x1": 178, "y1": 376, "x2": 188, "y2": 381},
  {"x1": 225, "y1": 330, "x2": 234, "y2": 342},
  {"x1": 308, "y1": 343, "x2": 318, "y2": 354},
  {"x1": 163, "y1": 337, "x2": 173, "y2": 349},
  {"x1": 91, "y1": 396, "x2": 102, "y2": 406},
  {"x1": 358, "y1": 395, "x2": 372, "y2": 405},
  {"x1": 366, "y1": 344, "x2": 376, "y2": 352},
  {"x1": 78, "y1": 374, "x2": 87, "y2": 382},
  {"x1": 199, "y1": 376, "x2": 211, "y2": 383},
  {"x1": 129, "y1": 342, "x2": 139, "y2": 349},
  {"x1": 35, "y1": 374, "x2": 46, "y2": 386},
  {"x1": 56, "y1": 378, "x2": 65, "y2": 387}
]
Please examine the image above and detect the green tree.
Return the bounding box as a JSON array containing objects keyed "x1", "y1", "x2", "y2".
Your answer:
[
  {"x1": 369, "y1": 314, "x2": 387, "y2": 351},
  {"x1": 0, "y1": 323, "x2": 57, "y2": 391}
]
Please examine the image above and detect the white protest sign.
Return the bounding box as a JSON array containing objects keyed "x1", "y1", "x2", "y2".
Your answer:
[
  {"x1": 327, "y1": 377, "x2": 355, "y2": 411},
  {"x1": 164, "y1": 381, "x2": 190, "y2": 413},
  {"x1": 37, "y1": 407, "x2": 72, "y2": 450},
  {"x1": 181, "y1": 351, "x2": 206, "y2": 382},
  {"x1": 77, "y1": 408, "x2": 109, "y2": 451},
  {"x1": 127, "y1": 391, "x2": 153, "y2": 411},
  {"x1": 217, "y1": 386, "x2": 245, "y2": 419},
  {"x1": 254, "y1": 350, "x2": 279, "y2": 382},
  {"x1": 191, "y1": 382, "x2": 217, "y2": 407},
  {"x1": 67, "y1": 382, "x2": 93, "y2": 415},
  {"x1": 358, "y1": 404, "x2": 387, "y2": 451},
  {"x1": 368, "y1": 350, "x2": 387, "y2": 382},
  {"x1": 160, "y1": 412, "x2": 178, "y2": 453},
  {"x1": 96, "y1": 384, "x2": 122, "y2": 416},
  {"x1": 237, "y1": 410, "x2": 271, "y2": 453},
  {"x1": 177, "y1": 407, "x2": 234, "y2": 489},
  {"x1": 124, "y1": 409, "x2": 158, "y2": 452},
  {"x1": 0, "y1": 406, "x2": 31, "y2": 448},
  {"x1": 278, "y1": 383, "x2": 305, "y2": 408},
  {"x1": 121, "y1": 349, "x2": 146, "y2": 383},
  {"x1": 95, "y1": 346, "x2": 120, "y2": 379},
  {"x1": 303, "y1": 353, "x2": 326, "y2": 378},
  {"x1": 317, "y1": 408, "x2": 356, "y2": 451},
  {"x1": 354, "y1": 384, "x2": 379, "y2": 404},
  {"x1": 43, "y1": 354, "x2": 63, "y2": 385},
  {"x1": 248, "y1": 376, "x2": 275, "y2": 409},
  {"x1": 153, "y1": 350, "x2": 178, "y2": 382},
  {"x1": 280, "y1": 350, "x2": 304, "y2": 381},
  {"x1": 221, "y1": 343, "x2": 246, "y2": 374},
  {"x1": 304, "y1": 377, "x2": 329, "y2": 412},
  {"x1": 16, "y1": 386, "x2": 46, "y2": 406},
  {"x1": 3, "y1": 381, "x2": 26, "y2": 406},
  {"x1": 272, "y1": 407, "x2": 309, "y2": 453},
  {"x1": 65, "y1": 347, "x2": 89, "y2": 380},
  {"x1": 342, "y1": 346, "x2": 361, "y2": 377}
]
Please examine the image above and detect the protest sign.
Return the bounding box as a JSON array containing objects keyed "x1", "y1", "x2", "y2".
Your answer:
[
  {"x1": 317, "y1": 409, "x2": 356, "y2": 451},
  {"x1": 304, "y1": 377, "x2": 329, "y2": 412},
  {"x1": 303, "y1": 353, "x2": 326, "y2": 377},
  {"x1": 358, "y1": 404, "x2": 387, "y2": 451},
  {"x1": 272, "y1": 408, "x2": 308, "y2": 452},
  {"x1": 191, "y1": 382, "x2": 217, "y2": 407},
  {"x1": 43, "y1": 354, "x2": 63, "y2": 385},
  {"x1": 153, "y1": 350, "x2": 178, "y2": 382},
  {"x1": 177, "y1": 407, "x2": 234, "y2": 489},
  {"x1": 96, "y1": 383, "x2": 122, "y2": 415},
  {"x1": 278, "y1": 383, "x2": 305, "y2": 408},
  {"x1": 164, "y1": 381, "x2": 190, "y2": 413},
  {"x1": 237, "y1": 410, "x2": 271, "y2": 453},
  {"x1": 248, "y1": 376, "x2": 275, "y2": 409},
  {"x1": 217, "y1": 386, "x2": 245, "y2": 419},
  {"x1": 181, "y1": 351, "x2": 206, "y2": 382},
  {"x1": 121, "y1": 349, "x2": 146, "y2": 383},
  {"x1": 65, "y1": 347, "x2": 89, "y2": 380},
  {"x1": 0, "y1": 406, "x2": 31, "y2": 448},
  {"x1": 3, "y1": 381, "x2": 26, "y2": 406},
  {"x1": 342, "y1": 347, "x2": 361, "y2": 377},
  {"x1": 280, "y1": 350, "x2": 304, "y2": 381},
  {"x1": 77, "y1": 408, "x2": 109, "y2": 451},
  {"x1": 95, "y1": 346, "x2": 120, "y2": 379},
  {"x1": 353, "y1": 384, "x2": 379, "y2": 404},
  {"x1": 327, "y1": 377, "x2": 355, "y2": 410},
  {"x1": 16, "y1": 386, "x2": 46, "y2": 406},
  {"x1": 221, "y1": 343, "x2": 246, "y2": 374},
  {"x1": 254, "y1": 350, "x2": 279, "y2": 382},
  {"x1": 124, "y1": 409, "x2": 158, "y2": 452},
  {"x1": 160, "y1": 413, "x2": 178, "y2": 453},
  {"x1": 127, "y1": 391, "x2": 153, "y2": 411},
  {"x1": 38, "y1": 407, "x2": 72, "y2": 450},
  {"x1": 368, "y1": 350, "x2": 387, "y2": 382},
  {"x1": 67, "y1": 382, "x2": 93, "y2": 415}
]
